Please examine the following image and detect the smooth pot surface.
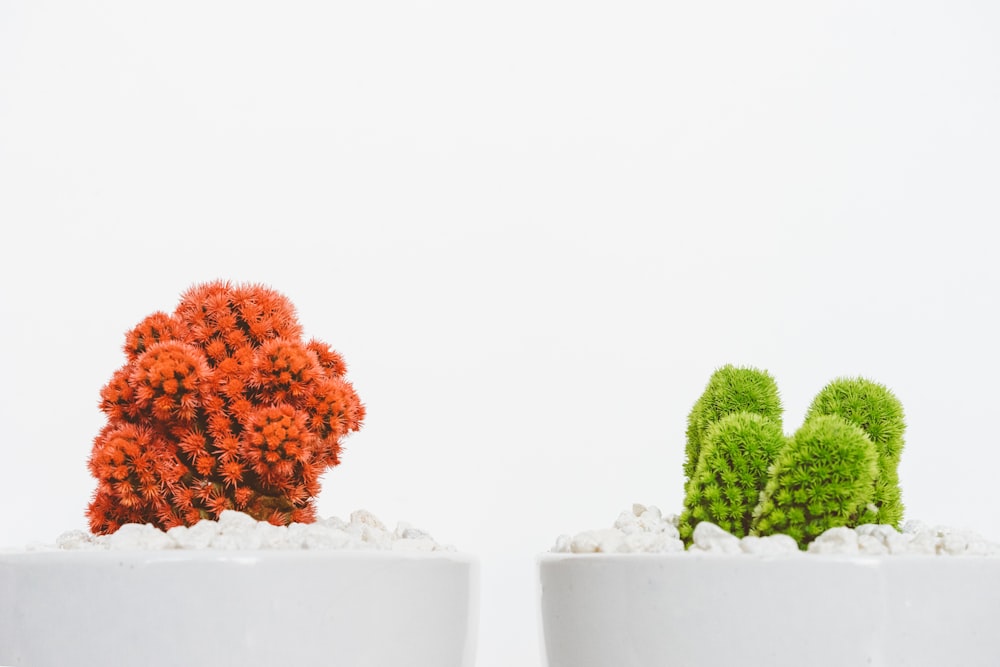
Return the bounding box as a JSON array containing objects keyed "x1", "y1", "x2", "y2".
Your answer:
[
  {"x1": 539, "y1": 552, "x2": 1000, "y2": 667},
  {"x1": 0, "y1": 550, "x2": 478, "y2": 667}
]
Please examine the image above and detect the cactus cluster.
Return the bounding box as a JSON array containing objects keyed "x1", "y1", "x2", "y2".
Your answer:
[
  {"x1": 87, "y1": 281, "x2": 365, "y2": 534},
  {"x1": 679, "y1": 365, "x2": 905, "y2": 548}
]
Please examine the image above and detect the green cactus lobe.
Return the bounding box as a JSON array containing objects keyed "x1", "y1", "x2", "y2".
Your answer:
[
  {"x1": 683, "y1": 365, "x2": 782, "y2": 480},
  {"x1": 679, "y1": 412, "x2": 786, "y2": 542},
  {"x1": 751, "y1": 414, "x2": 878, "y2": 548},
  {"x1": 805, "y1": 378, "x2": 905, "y2": 527}
]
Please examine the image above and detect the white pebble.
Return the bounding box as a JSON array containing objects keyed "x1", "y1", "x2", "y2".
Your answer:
[
  {"x1": 253, "y1": 522, "x2": 291, "y2": 549},
  {"x1": 614, "y1": 511, "x2": 640, "y2": 535},
  {"x1": 55, "y1": 530, "x2": 101, "y2": 551},
  {"x1": 210, "y1": 531, "x2": 262, "y2": 550},
  {"x1": 962, "y1": 539, "x2": 994, "y2": 556},
  {"x1": 567, "y1": 531, "x2": 601, "y2": 554},
  {"x1": 883, "y1": 532, "x2": 912, "y2": 555},
  {"x1": 318, "y1": 515, "x2": 348, "y2": 530},
  {"x1": 394, "y1": 522, "x2": 431, "y2": 540},
  {"x1": 302, "y1": 527, "x2": 352, "y2": 550},
  {"x1": 625, "y1": 531, "x2": 683, "y2": 553},
  {"x1": 854, "y1": 524, "x2": 877, "y2": 536},
  {"x1": 570, "y1": 529, "x2": 623, "y2": 553},
  {"x1": 284, "y1": 522, "x2": 313, "y2": 548},
  {"x1": 168, "y1": 519, "x2": 220, "y2": 549},
  {"x1": 392, "y1": 537, "x2": 439, "y2": 552},
  {"x1": 939, "y1": 529, "x2": 988, "y2": 556},
  {"x1": 561, "y1": 505, "x2": 687, "y2": 553},
  {"x1": 552, "y1": 534, "x2": 572, "y2": 553},
  {"x1": 106, "y1": 523, "x2": 176, "y2": 550},
  {"x1": 807, "y1": 527, "x2": 860, "y2": 555},
  {"x1": 622, "y1": 532, "x2": 656, "y2": 552},
  {"x1": 690, "y1": 523, "x2": 741, "y2": 554},
  {"x1": 638, "y1": 506, "x2": 664, "y2": 532},
  {"x1": 362, "y1": 524, "x2": 392, "y2": 549},
  {"x1": 874, "y1": 525, "x2": 901, "y2": 541},
  {"x1": 902, "y1": 519, "x2": 929, "y2": 535},
  {"x1": 857, "y1": 535, "x2": 889, "y2": 555},
  {"x1": 350, "y1": 509, "x2": 386, "y2": 530},
  {"x1": 216, "y1": 510, "x2": 259, "y2": 534},
  {"x1": 740, "y1": 534, "x2": 799, "y2": 555}
]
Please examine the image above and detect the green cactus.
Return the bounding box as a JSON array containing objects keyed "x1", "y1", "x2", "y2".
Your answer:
[
  {"x1": 678, "y1": 412, "x2": 786, "y2": 542},
  {"x1": 683, "y1": 365, "x2": 782, "y2": 480},
  {"x1": 750, "y1": 414, "x2": 878, "y2": 548},
  {"x1": 804, "y1": 378, "x2": 905, "y2": 527}
]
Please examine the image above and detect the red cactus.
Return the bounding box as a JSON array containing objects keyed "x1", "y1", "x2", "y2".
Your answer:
[{"x1": 87, "y1": 281, "x2": 365, "y2": 534}]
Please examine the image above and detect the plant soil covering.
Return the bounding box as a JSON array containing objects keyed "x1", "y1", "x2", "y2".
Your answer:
[
  {"x1": 552, "y1": 504, "x2": 1000, "y2": 556},
  {"x1": 39, "y1": 510, "x2": 452, "y2": 552}
]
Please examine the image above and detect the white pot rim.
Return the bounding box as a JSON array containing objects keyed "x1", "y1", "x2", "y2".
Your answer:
[
  {"x1": 537, "y1": 550, "x2": 998, "y2": 562},
  {"x1": 0, "y1": 548, "x2": 477, "y2": 563}
]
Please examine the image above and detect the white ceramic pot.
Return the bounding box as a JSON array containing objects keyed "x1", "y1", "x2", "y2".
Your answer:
[
  {"x1": 539, "y1": 552, "x2": 1000, "y2": 667},
  {"x1": 0, "y1": 550, "x2": 479, "y2": 667}
]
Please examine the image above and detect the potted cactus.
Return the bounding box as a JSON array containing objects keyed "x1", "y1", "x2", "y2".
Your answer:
[
  {"x1": 0, "y1": 281, "x2": 479, "y2": 667},
  {"x1": 540, "y1": 365, "x2": 1000, "y2": 667}
]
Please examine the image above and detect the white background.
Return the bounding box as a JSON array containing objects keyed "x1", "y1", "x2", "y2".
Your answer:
[{"x1": 1, "y1": 2, "x2": 999, "y2": 665}]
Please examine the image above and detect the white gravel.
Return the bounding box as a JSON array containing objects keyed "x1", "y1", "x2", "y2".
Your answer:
[
  {"x1": 35, "y1": 510, "x2": 454, "y2": 552},
  {"x1": 551, "y1": 504, "x2": 1000, "y2": 556}
]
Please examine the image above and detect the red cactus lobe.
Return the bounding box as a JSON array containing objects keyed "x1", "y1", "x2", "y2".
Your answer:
[
  {"x1": 99, "y1": 368, "x2": 140, "y2": 422},
  {"x1": 214, "y1": 344, "x2": 255, "y2": 400},
  {"x1": 203, "y1": 337, "x2": 229, "y2": 363},
  {"x1": 307, "y1": 339, "x2": 347, "y2": 377},
  {"x1": 242, "y1": 404, "x2": 314, "y2": 486},
  {"x1": 86, "y1": 281, "x2": 365, "y2": 534},
  {"x1": 123, "y1": 312, "x2": 181, "y2": 361},
  {"x1": 252, "y1": 339, "x2": 318, "y2": 403},
  {"x1": 88, "y1": 490, "x2": 148, "y2": 534},
  {"x1": 130, "y1": 341, "x2": 210, "y2": 422},
  {"x1": 87, "y1": 424, "x2": 181, "y2": 533},
  {"x1": 307, "y1": 377, "x2": 365, "y2": 464},
  {"x1": 174, "y1": 281, "x2": 303, "y2": 349},
  {"x1": 89, "y1": 425, "x2": 156, "y2": 486},
  {"x1": 290, "y1": 505, "x2": 317, "y2": 524},
  {"x1": 228, "y1": 283, "x2": 302, "y2": 342}
]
